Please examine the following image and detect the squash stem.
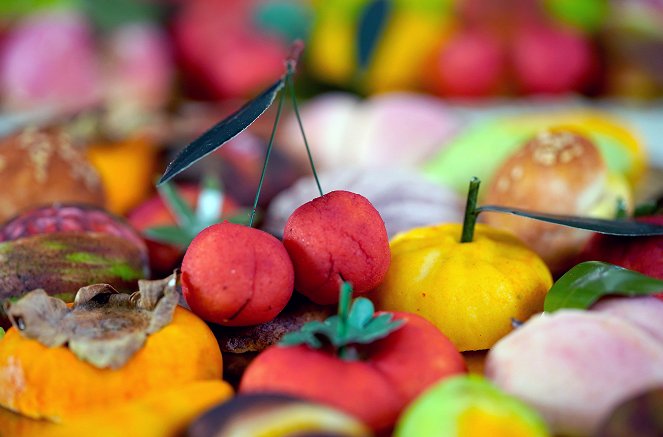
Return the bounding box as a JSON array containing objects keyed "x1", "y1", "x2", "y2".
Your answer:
[{"x1": 461, "y1": 177, "x2": 481, "y2": 243}]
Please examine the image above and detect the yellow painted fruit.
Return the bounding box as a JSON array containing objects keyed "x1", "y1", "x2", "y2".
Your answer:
[
  {"x1": 87, "y1": 135, "x2": 157, "y2": 215},
  {"x1": 372, "y1": 224, "x2": 552, "y2": 351},
  {"x1": 0, "y1": 307, "x2": 223, "y2": 421}
]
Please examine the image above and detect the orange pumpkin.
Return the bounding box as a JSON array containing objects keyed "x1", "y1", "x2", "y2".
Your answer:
[{"x1": 0, "y1": 305, "x2": 223, "y2": 422}]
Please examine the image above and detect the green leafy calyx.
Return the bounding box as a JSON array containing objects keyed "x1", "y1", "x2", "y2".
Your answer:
[{"x1": 280, "y1": 283, "x2": 404, "y2": 360}]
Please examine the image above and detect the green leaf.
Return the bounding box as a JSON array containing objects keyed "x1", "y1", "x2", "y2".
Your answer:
[
  {"x1": 348, "y1": 298, "x2": 374, "y2": 328},
  {"x1": 357, "y1": 0, "x2": 391, "y2": 70},
  {"x1": 158, "y1": 77, "x2": 286, "y2": 185},
  {"x1": 544, "y1": 261, "x2": 663, "y2": 312},
  {"x1": 278, "y1": 283, "x2": 405, "y2": 357},
  {"x1": 0, "y1": 327, "x2": 4, "y2": 340},
  {"x1": 477, "y1": 205, "x2": 663, "y2": 236},
  {"x1": 143, "y1": 226, "x2": 193, "y2": 248},
  {"x1": 280, "y1": 330, "x2": 322, "y2": 348},
  {"x1": 157, "y1": 181, "x2": 197, "y2": 229}
]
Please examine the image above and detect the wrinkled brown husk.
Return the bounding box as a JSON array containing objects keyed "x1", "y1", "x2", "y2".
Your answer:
[{"x1": 3, "y1": 272, "x2": 178, "y2": 369}]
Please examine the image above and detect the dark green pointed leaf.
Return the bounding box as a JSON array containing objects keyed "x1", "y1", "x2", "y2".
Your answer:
[
  {"x1": 158, "y1": 77, "x2": 286, "y2": 185},
  {"x1": 348, "y1": 298, "x2": 374, "y2": 328},
  {"x1": 158, "y1": 181, "x2": 196, "y2": 229},
  {"x1": 143, "y1": 226, "x2": 193, "y2": 247},
  {"x1": 477, "y1": 205, "x2": 663, "y2": 236},
  {"x1": 544, "y1": 261, "x2": 663, "y2": 312},
  {"x1": 357, "y1": 0, "x2": 391, "y2": 70}
]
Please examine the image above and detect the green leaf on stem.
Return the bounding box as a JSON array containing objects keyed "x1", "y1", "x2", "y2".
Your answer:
[
  {"x1": 476, "y1": 205, "x2": 663, "y2": 236},
  {"x1": 544, "y1": 261, "x2": 663, "y2": 312},
  {"x1": 158, "y1": 77, "x2": 286, "y2": 185},
  {"x1": 280, "y1": 283, "x2": 404, "y2": 358},
  {"x1": 144, "y1": 179, "x2": 250, "y2": 248},
  {"x1": 158, "y1": 181, "x2": 196, "y2": 229},
  {"x1": 143, "y1": 226, "x2": 192, "y2": 248},
  {"x1": 0, "y1": 327, "x2": 4, "y2": 340}
]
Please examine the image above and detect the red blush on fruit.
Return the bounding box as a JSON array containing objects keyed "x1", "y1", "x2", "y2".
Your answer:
[
  {"x1": 181, "y1": 222, "x2": 294, "y2": 326},
  {"x1": 282, "y1": 190, "x2": 390, "y2": 305}
]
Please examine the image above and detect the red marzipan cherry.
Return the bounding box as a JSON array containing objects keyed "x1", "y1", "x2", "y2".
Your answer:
[
  {"x1": 282, "y1": 190, "x2": 390, "y2": 305},
  {"x1": 181, "y1": 222, "x2": 294, "y2": 326}
]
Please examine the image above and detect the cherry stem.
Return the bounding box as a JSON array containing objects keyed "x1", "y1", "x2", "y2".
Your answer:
[
  {"x1": 286, "y1": 39, "x2": 305, "y2": 74},
  {"x1": 461, "y1": 177, "x2": 481, "y2": 243},
  {"x1": 287, "y1": 75, "x2": 324, "y2": 197},
  {"x1": 337, "y1": 281, "x2": 354, "y2": 360},
  {"x1": 249, "y1": 86, "x2": 286, "y2": 227}
]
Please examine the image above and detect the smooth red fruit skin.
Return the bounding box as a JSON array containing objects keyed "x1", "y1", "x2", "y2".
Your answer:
[
  {"x1": 282, "y1": 190, "x2": 390, "y2": 305},
  {"x1": 239, "y1": 311, "x2": 467, "y2": 432},
  {"x1": 128, "y1": 185, "x2": 237, "y2": 275},
  {"x1": 181, "y1": 222, "x2": 294, "y2": 326},
  {"x1": 578, "y1": 216, "x2": 663, "y2": 300}
]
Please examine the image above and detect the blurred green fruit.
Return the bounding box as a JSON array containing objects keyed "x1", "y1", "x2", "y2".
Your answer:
[{"x1": 395, "y1": 375, "x2": 550, "y2": 437}]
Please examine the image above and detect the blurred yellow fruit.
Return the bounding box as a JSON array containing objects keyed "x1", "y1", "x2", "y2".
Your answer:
[
  {"x1": 87, "y1": 135, "x2": 157, "y2": 215},
  {"x1": 372, "y1": 224, "x2": 552, "y2": 351},
  {"x1": 309, "y1": 0, "x2": 454, "y2": 93}
]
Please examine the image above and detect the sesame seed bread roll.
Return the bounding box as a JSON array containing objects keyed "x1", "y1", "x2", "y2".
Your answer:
[{"x1": 483, "y1": 129, "x2": 632, "y2": 274}]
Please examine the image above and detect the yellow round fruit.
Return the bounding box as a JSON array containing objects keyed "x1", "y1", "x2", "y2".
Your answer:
[{"x1": 372, "y1": 224, "x2": 552, "y2": 351}]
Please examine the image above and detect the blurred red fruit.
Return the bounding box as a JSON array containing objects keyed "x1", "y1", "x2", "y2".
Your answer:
[
  {"x1": 512, "y1": 24, "x2": 595, "y2": 94},
  {"x1": 128, "y1": 185, "x2": 237, "y2": 275},
  {"x1": 0, "y1": 11, "x2": 101, "y2": 111},
  {"x1": 429, "y1": 30, "x2": 506, "y2": 98},
  {"x1": 172, "y1": 0, "x2": 287, "y2": 99}
]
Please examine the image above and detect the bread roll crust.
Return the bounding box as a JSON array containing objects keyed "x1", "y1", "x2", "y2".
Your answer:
[
  {"x1": 484, "y1": 129, "x2": 609, "y2": 273},
  {"x1": 0, "y1": 127, "x2": 105, "y2": 222}
]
